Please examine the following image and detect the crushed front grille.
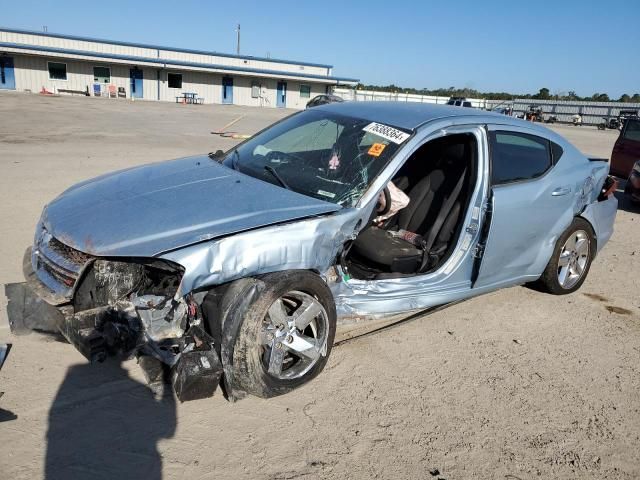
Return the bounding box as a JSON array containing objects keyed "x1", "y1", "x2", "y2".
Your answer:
[
  {"x1": 47, "y1": 236, "x2": 91, "y2": 268},
  {"x1": 33, "y1": 226, "x2": 94, "y2": 295}
]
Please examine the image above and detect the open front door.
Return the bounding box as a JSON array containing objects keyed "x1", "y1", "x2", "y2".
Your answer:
[{"x1": 472, "y1": 126, "x2": 575, "y2": 288}]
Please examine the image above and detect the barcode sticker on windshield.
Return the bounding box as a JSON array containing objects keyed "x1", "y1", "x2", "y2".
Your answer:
[{"x1": 363, "y1": 122, "x2": 410, "y2": 144}]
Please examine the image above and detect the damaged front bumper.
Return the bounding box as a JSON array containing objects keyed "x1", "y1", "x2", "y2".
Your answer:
[{"x1": 5, "y1": 248, "x2": 224, "y2": 402}]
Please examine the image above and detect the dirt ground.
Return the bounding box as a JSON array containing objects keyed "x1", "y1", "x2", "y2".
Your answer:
[{"x1": 0, "y1": 92, "x2": 638, "y2": 480}]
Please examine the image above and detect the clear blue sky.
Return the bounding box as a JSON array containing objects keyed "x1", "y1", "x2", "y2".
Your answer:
[{"x1": 2, "y1": 0, "x2": 639, "y2": 97}]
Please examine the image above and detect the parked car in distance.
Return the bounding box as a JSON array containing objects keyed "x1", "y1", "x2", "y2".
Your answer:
[
  {"x1": 306, "y1": 94, "x2": 344, "y2": 109},
  {"x1": 446, "y1": 96, "x2": 473, "y2": 108},
  {"x1": 491, "y1": 107, "x2": 513, "y2": 116},
  {"x1": 611, "y1": 117, "x2": 640, "y2": 177},
  {"x1": 5, "y1": 102, "x2": 618, "y2": 402}
]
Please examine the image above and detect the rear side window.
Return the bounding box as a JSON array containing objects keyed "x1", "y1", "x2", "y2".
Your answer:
[
  {"x1": 623, "y1": 120, "x2": 640, "y2": 142},
  {"x1": 490, "y1": 131, "x2": 552, "y2": 185},
  {"x1": 551, "y1": 142, "x2": 564, "y2": 163}
]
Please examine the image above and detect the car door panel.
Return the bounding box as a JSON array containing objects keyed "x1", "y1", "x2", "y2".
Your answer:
[
  {"x1": 473, "y1": 126, "x2": 576, "y2": 289},
  {"x1": 474, "y1": 179, "x2": 575, "y2": 288}
]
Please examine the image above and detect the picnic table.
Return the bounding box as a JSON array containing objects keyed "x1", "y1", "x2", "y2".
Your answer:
[{"x1": 176, "y1": 92, "x2": 204, "y2": 104}]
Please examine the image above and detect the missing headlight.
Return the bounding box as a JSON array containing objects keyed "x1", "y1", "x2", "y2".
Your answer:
[{"x1": 74, "y1": 259, "x2": 183, "y2": 311}]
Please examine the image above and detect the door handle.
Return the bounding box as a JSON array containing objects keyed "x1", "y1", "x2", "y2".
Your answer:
[{"x1": 552, "y1": 186, "x2": 572, "y2": 196}]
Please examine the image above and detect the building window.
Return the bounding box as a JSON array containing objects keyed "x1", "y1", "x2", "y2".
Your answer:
[
  {"x1": 93, "y1": 66, "x2": 110, "y2": 83},
  {"x1": 168, "y1": 73, "x2": 182, "y2": 89},
  {"x1": 300, "y1": 84, "x2": 311, "y2": 98},
  {"x1": 48, "y1": 62, "x2": 67, "y2": 80},
  {"x1": 251, "y1": 81, "x2": 260, "y2": 98}
]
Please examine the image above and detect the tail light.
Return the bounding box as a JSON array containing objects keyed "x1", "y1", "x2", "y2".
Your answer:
[{"x1": 598, "y1": 176, "x2": 618, "y2": 201}]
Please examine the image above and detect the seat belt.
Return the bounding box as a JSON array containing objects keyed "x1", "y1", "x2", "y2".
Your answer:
[{"x1": 419, "y1": 168, "x2": 467, "y2": 272}]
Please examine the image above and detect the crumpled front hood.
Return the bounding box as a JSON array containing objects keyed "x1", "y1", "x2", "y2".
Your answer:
[{"x1": 43, "y1": 156, "x2": 340, "y2": 257}]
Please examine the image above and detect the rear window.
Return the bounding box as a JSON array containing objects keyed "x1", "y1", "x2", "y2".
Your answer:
[
  {"x1": 490, "y1": 131, "x2": 552, "y2": 184},
  {"x1": 623, "y1": 120, "x2": 640, "y2": 142}
]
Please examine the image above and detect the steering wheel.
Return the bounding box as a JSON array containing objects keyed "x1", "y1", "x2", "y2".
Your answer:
[
  {"x1": 378, "y1": 186, "x2": 392, "y2": 216},
  {"x1": 265, "y1": 150, "x2": 291, "y2": 163}
]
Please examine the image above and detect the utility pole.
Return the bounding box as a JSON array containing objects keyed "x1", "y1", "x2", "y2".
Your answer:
[{"x1": 236, "y1": 24, "x2": 240, "y2": 55}]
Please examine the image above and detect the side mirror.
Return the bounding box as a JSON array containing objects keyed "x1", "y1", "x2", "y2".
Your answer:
[{"x1": 208, "y1": 150, "x2": 225, "y2": 161}]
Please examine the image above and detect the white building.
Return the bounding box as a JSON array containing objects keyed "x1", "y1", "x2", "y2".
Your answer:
[{"x1": 0, "y1": 27, "x2": 358, "y2": 109}]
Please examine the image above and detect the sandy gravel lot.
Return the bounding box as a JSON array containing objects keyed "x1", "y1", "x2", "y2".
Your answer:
[{"x1": 0, "y1": 92, "x2": 638, "y2": 479}]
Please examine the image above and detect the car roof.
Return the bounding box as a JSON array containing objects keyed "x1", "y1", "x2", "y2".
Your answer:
[
  {"x1": 314, "y1": 101, "x2": 528, "y2": 131},
  {"x1": 312, "y1": 100, "x2": 571, "y2": 148}
]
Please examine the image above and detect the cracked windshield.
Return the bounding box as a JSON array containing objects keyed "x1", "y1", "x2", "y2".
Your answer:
[{"x1": 224, "y1": 110, "x2": 411, "y2": 206}]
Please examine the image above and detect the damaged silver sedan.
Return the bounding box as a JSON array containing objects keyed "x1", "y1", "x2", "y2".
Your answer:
[{"x1": 5, "y1": 102, "x2": 618, "y2": 401}]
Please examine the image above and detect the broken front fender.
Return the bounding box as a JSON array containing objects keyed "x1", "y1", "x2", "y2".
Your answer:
[{"x1": 160, "y1": 208, "x2": 364, "y2": 296}]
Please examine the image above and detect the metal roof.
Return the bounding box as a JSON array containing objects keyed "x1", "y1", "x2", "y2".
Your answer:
[
  {"x1": 0, "y1": 27, "x2": 334, "y2": 69},
  {"x1": 0, "y1": 41, "x2": 360, "y2": 84}
]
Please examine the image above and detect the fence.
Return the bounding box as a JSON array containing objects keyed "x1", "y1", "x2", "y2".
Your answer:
[
  {"x1": 510, "y1": 99, "x2": 640, "y2": 125},
  {"x1": 333, "y1": 88, "x2": 640, "y2": 125},
  {"x1": 333, "y1": 88, "x2": 492, "y2": 109}
]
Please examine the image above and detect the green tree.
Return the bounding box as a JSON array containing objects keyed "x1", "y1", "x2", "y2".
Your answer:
[
  {"x1": 619, "y1": 94, "x2": 631, "y2": 102},
  {"x1": 533, "y1": 87, "x2": 551, "y2": 100},
  {"x1": 631, "y1": 94, "x2": 640, "y2": 103},
  {"x1": 591, "y1": 93, "x2": 610, "y2": 102}
]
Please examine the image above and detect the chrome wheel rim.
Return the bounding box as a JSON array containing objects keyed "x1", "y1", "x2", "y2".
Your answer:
[
  {"x1": 260, "y1": 291, "x2": 329, "y2": 380},
  {"x1": 557, "y1": 230, "x2": 589, "y2": 290}
]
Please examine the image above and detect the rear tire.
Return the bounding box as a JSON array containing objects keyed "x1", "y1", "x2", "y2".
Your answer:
[{"x1": 539, "y1": 218, "x2": 595, "y2": 295}]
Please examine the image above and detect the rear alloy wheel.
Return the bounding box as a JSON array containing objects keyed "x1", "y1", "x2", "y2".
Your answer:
[
  {"x1": 539, "y1": 218, "x2": 594, "y2": 295},
  {"x1": 230, "y1": 271, "x2": 336, "y2": 398},
  {"x1": 557, "y1": 230, "x2": 590, "y2": 290}
]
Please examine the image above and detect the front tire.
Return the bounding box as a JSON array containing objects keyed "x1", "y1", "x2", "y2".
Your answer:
[
  {"x1": 539, "y1": 218, "x2": 595, "y2": 295},
  {"x1": 230, "y1": 271, "x2": 336, "y2": 398}
]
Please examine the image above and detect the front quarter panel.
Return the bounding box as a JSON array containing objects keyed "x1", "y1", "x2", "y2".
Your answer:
[{"x1": 160, "y1": 209, "x2": 363, "y2": 296}]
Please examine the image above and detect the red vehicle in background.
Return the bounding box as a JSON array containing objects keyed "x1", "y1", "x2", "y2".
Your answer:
[
  {"x1": 623, "y1": 160, "x2": 640, "y2": 206},
  {"x1": 610, "y1": 117, "x2": 640, "y2": 178}
]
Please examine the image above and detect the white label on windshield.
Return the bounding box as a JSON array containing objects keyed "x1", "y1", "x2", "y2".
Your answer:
[
  {"x1": 317, "y1": 189, "x2": 336, "y2": 199},
  {"x1": 363, "y1": 122, "x2": 410, "y2": 144}
]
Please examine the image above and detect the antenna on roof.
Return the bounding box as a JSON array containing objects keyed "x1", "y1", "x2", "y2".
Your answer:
[
  {"x1": 235, "y1": 24, "x2": 240, "y2": 55},
  {"x1": 42, "y1": 25, "x2": 48, "y2": 32}
]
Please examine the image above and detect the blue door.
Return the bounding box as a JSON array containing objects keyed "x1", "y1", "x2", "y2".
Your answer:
[
  {"x1": 0, "y1": 57, "x2": 16, "y2": 90},
  {"x1": 130, "y1": 68, "x2": 143, "y2": 98},
  {"x1": 276, "y1": 81, "x2": 287, "y2": 108},
  {"x1": 222, "y1": 77, "x2": 233, "y2": 104}
]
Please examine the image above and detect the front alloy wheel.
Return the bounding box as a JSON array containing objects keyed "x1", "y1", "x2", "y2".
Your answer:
[
  {"x1": 261, "y1": 291, "x2": 329, "y2": 380},
  {"x1": 227, "y1": 271, "x2": 337, "y2": 398}
]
